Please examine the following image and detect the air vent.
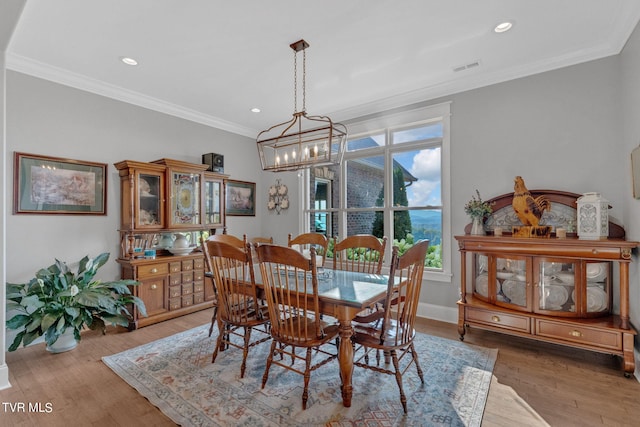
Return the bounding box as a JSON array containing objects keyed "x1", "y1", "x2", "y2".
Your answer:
[{"x1": 453, "y1": 60, "x2": 481, "y2": 72}]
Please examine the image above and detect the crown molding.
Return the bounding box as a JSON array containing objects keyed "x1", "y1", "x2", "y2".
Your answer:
[{"x1": 5, "y1": 53, "x2": 257, "y2": 138}]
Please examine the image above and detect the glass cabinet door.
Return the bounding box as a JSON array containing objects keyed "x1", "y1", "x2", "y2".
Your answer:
[
  {"x1": 168, "y1": 170, "x2": 201, "y2": 227},
  {"x1": 204, "y1": 176, "x2": 223, "y2": 227},
  {"x1": 583, "y1": 261, "x2": 611, "y2": 315},
  {"x1": 537, "y1": 260, "x2": 575, "y2": 314},
  {"x1": 495, "y1": 256, "x2": 528, "y2": 310},
  {"x1": 473, "y1": 254, "x2": 491, "y2": 299},
  {"x1": 136, "y1": 172, "x2": 163, "y2": 228}
]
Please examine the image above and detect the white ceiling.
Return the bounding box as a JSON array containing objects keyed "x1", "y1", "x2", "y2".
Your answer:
[{"x1": 6, "y1": 0, "x2": 640, "y2": 138}]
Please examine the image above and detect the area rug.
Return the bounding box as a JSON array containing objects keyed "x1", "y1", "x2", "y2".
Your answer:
[{"x1": 103, "y1": 324, "x2": 497, "y2": 426}]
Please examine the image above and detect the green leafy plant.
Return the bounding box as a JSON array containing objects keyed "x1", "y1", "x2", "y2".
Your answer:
[
  {"x1": 464, "y1": 190, "x2": 493, "y2": 218},
  {"x1": 6, "y1": 252, "x2": 146, "y2": 351}
]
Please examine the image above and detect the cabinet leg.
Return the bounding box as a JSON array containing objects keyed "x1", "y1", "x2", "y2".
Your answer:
[
  {"x1": 458, "y1": 323, "x2": 467, "y2": 341},
  {"x1": 622, "y1": 332, "x2": 635, "y2": 377}
]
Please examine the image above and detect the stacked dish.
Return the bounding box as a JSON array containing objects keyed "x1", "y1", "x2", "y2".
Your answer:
[
  {"x1": 168, "y1": 247, "x2": 193, "y2": 256},
  {"x1": 539, "y1": 284, "x2": 569, "y2": 310},
  {"x1": 501, "y1": 280, "x2": 526, "y2": 306},
  {"x1": 586, "y1": 263, "x2": 607, "y2": 282}
]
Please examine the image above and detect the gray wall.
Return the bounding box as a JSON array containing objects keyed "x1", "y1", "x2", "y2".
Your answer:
[{"x1": 5, "y1": 71, "x2": 262, "y2": 283}]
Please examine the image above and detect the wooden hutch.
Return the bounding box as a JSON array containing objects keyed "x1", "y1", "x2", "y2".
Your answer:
[
  {"x1": 456, "y1": 190, "x2": 638, "y2": 376},
  {"x1": 115, "y1": 158, "x2": 227, "y2": 328}
]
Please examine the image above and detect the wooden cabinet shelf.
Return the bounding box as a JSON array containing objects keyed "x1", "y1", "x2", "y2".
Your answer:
[{"x1": 456, "y1": 235, "x2": 637, "y2": 376}]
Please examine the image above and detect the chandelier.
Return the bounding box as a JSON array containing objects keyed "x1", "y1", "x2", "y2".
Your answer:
[{"x1": 257, "y1": 39, "x2": 347, "y2": 172}]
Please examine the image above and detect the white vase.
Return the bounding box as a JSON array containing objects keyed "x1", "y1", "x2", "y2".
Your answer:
[
  {"x1": 46, "y1": 329, "x2": 78, "y2": 353},
  {"x1": 173, "y1": 233, "x2": 189, "y2": 248},
  {"x1": 470, "y1": 217, "x2": 485, "y2": 235}
]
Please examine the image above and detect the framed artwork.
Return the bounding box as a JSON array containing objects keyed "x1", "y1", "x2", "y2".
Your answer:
[
  {"x1": 226, "y1": 179, "x2": 256, "y2": 216},
  {"x1": 14, "y1": 152, "x2": 107, "y2": 215},
  {"x1": 632, "y1": 146, "x2": 640, "y2": 199}
]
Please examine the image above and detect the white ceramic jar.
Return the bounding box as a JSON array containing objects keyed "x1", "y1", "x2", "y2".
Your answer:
[{"x1": 576, "y1": 192, "x2": 609, "y2": 240}]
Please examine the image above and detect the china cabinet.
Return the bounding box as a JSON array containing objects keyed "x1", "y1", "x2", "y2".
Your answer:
[
  {"x1": 456, "y1": 190, "x2": 638, "y2": 376},
  {"x1": 114, "y1": 158, "x2": 228, "y2": 328}
]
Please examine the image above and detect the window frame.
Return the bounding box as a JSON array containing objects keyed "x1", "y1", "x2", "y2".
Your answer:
[{"x1": 299, "y1": 102, "x2": 451, "y2": 283}]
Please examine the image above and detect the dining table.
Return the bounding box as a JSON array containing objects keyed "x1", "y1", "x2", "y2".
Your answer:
[{"x1": 252, "y1": 266, "x2": 396, "y2": 408}]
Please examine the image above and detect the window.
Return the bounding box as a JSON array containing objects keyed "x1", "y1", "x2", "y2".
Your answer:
[{"x1": 302, "y1": 102, "x2": 451, "y2": 282}]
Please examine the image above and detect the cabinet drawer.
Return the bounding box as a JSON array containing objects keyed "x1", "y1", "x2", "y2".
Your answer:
[
  {"x1": 194, "y1": 282, "x2": 205, "y2": 293},
  {"x1": 138, "y1": 263, "x2": 168, "y2": 278},
  {"x1": 182, "y1": 295, "x2": 193, "y2": 307},
  {"x1": 169, "y1": 262, "x2": 182, "y2": 273},
  {"x1": 194, "y1": 258, "x2": 204, "y2": 270},
  {"x1": 169, "y1": 297, "x2": 181, "y2": 311},
  {"x1": 535, "y1": 320, "x2": 622, "y2": 351},
  {"x1": 169, "y1": 273, "x2": 181, "y2": 286},
  {"x1": 193, "y1": 270, "x2": 204, "y2": 282},
  {"x1": 193, "y1": 292, "x2": 205, "y2": 304},
  {"x1": 169, "y1": 285, "x2": 181, "y2": 299},
  {"x1": 182, "y1": 283, "x2": 193, "y2": 295},
  {"x1": 182, "y1": 271, "x2": 194, "y2": 283},
  {"x1": 182, "y1": 260, "x2": 193, "y2": 271},
  {"x1": 466, "y1": 307, "x2": 530, "y2": 333}
]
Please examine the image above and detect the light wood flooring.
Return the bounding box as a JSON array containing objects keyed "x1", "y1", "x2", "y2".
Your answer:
[{"x1": 1, "y1": 309, "x2": 639, "y2": 426}]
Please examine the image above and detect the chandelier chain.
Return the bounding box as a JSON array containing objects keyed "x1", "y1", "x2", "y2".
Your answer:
[
  {"x1": 302, "y1": 48, "x2": 306, "y2": 112},
  {"x1": 293, "y1": 49, "x2": 297, "y2": 113}
]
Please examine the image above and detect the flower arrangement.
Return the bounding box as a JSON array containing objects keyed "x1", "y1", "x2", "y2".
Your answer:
[
  {"x1": 6, "y1": 252, "x2": 147, "y2": 351},
  {"x1": 464, "y1": 190, "x2": 493, "y2": 218}
]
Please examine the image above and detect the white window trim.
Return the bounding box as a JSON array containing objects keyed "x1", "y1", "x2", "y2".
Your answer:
[{"x1": 299, "y1": 101, "x2": 452, "y2": 283}]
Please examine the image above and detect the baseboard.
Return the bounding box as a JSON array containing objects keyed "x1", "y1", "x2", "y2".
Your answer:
[
  {"x1": 417, "y1": 302, "x2": 457, "y2": 324},
  {"x1": 0, "y1": 363, "x2": 11, "y2": 390}
]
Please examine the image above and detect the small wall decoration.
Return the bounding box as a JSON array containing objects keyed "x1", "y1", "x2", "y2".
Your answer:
[
  {"x1": 14, "y1": 152, "x2": 107, "y2": 215},
  {"x1": 225, "y1": 179, "x2": 255, "y2": 216},
  {"x1": 267, "y1": 179, "x2": 289, "y2": 214},
  {"x1": 631, "y1": 145, "x2": 640, "y2": 199}
]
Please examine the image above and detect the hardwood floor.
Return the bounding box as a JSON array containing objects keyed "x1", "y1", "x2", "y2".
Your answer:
[{"x1": 1, "y1": 309, "x2": 639, "y2": 426}]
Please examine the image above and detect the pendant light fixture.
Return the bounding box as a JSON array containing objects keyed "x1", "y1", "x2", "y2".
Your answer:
[{"x1": 256, "y1": 39, "x2": 347, "y2": 172}]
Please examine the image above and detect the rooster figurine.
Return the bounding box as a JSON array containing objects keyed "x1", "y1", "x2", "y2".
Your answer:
[{"x1": 512, "y1": 176, "x2": 551, "y2": 226}]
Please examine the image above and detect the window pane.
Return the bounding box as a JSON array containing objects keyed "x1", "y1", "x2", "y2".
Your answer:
[
  {"x1": 393, "y1": 123, "x2": 442, "y2": 144},
  {"x1": 346, "y1": 156, "x2": 384, "y2": 208},
  {"x1": 392, "y1": 148, "x2": 441, "y2": 206},
  {"x1": 347, "y1": 134, "x2": 385, "y2": 152},
  {"x1": 347, "y1": 210, "x2": 384, "y2": 237},
  {"x1": 394, "y1": 210, "x2": 442, "y2": 269}
]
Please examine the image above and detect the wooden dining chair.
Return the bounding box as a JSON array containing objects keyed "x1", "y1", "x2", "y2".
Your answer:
[
  {"x1": 352, "y1": 240, "x2": 430, "y2": 413},
  {"x1": 204, "y1": 240, "x2": 271, "y2": 378},
  {"x1": 249, "y1": 236, "x2": 273, "y2": 245},
  {"x1": 287, "y1": 232, "x2": 329, "y2": 267},
  {"x1": 332, "y1": 234, "x2": 388, "y2": 274},
  {"x1": 202, "y1": 233, "x2": 248, "y2": 336},
  {"x1": 255, "y1": 244, "x2": 340, "y2": 410}
]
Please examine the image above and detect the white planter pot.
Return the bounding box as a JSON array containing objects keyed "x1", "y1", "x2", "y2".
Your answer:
[{"x1": 46, "y1": 329, "x2": 78, "y2": 353}]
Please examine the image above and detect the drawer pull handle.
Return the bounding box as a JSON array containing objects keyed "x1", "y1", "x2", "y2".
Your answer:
[
  {"x1": 570, "y1": 330, "x2": 583, "y2": 337},
  {"x1": 491, "y1": 315, "x2": 500, "y2": 322},
  {"x1": 150, "y1": 284, "x2": 158, "y2": 290},
  {"x1": 592, "y1": 249, "x2": 599, "y2": 254},
  {"x1": 150, "y1": 268, "x2": 158, "y2": 274}
]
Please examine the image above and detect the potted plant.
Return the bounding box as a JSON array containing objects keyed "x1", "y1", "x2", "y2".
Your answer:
[
  {"x1": 464, "y1": 190, "x2": 493, "y2": 235},
  {"x1": 6, "y1": 252, "x2": 146, "y2": 352}
]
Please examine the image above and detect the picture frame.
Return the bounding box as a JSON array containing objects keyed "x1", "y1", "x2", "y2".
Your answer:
[
  {"x1": 14, "y1": 152, "x2": 107, "y2": 215},
  {"x1": 225, "y1": 179, "x2": 256, "y2": 216},
  {"x1": 632, "y1": 146, "x2": 640, "y2": 199}
]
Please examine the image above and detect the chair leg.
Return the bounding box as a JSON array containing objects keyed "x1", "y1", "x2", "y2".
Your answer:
[
  {"x1": 302, "y1": 347, "x2": 312, "y2": 410},
  {"x1": 261, "y1": 340, "x2": 277, "y2": 389},
  {"x1": 240, "y1": 327, "x2": 251, "y2": 378},
  {"x1": 208, "y1": 306, "x2": 218, "y2": 337},
  {"x1": 390, "y1": 350, "x2": 408, "y2": 413},
  {"x1": 212, "y1": 319, "x2": 225, "y2": 364},
  {"x1": 410, "y1": 342, "x2": 424, "y2": 383}
]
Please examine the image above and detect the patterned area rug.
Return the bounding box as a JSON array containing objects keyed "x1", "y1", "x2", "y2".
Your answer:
[{"x1": 103, "y1": 324, "x2": 497, "y2": 426}]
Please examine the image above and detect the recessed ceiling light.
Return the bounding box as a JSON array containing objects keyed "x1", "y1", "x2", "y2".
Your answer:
[
  {"x1": 494, "y1": 21, "x2": 513, "y2": 33},
  {"x1": 251, "y1": 107, "x2": 261, "y2": 113},
  {"x1": 120, "y1": 56, "x2": 138, "y2": 66}
]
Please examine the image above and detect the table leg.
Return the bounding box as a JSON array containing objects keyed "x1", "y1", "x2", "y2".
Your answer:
[{"x1": 338, "y1": 319, "x2": 354, "y2": 407}]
